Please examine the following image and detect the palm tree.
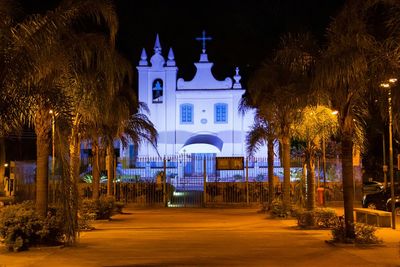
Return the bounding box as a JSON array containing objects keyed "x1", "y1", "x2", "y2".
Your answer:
[
  {"x1": 79, "y1": 61, "x2": 157, "y2": 198},
  {"x1": 0, "y1": 0, "x2": 119, "y2": 217},
  {"x1": 314, "y1": 1, "x2": 373, "y2": 239},
  {"x1": 239, "y1": 99, "x2": 276, "y2": 208},
  {"x1": 243, "y1": 33, "x2": 318, "y2": 209},
  {"x1": 292, "y1": 105, "x2": 338, "y2": 210},
  {"x1": 100, "y1": 99, "x2": 158, "y2": 196}
]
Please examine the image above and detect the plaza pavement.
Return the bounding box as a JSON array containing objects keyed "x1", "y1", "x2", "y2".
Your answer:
[{"x1": 0, "y1": 205, "x2": 399, "y2": 267}]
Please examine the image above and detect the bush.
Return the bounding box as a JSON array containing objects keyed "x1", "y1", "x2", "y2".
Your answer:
[
  {"x1": 297, "y1": 210, "x2": 315, "y2": 228},
  {"x1": 297, "y1": 208, "x2": 337, "y2": 229},
  {"x1": 114, "y1": 201, "x2": 125, "y2": 214},
  {"x1": 97, "y1": 196, "x2": 115, "y2": 219},
  {"x1": 0, "y1": 201, "x2": 64, "y2": 251},
  {"x1": 80, "y1": 196, "x2": 123, "y2": 222},
  {"x1": 355, "y1": 223, "x2": 382, "y2": 244},
  {"x1": 270, "y1": 198, "x2": 291, "y2": 218},
  {"x1": 331, "y1": 218, "x2": 382, "y2": 244},
  {"x1": 314, "y1": 209, "x2": 337, "y2": 228},
  {"x1": 78, "y1": 200, "x2": 97, "y2": 230}
]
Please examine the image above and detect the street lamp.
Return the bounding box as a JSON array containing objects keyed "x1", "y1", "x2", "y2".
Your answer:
[{"x1": 380, "y1": 78, "x2": 397, "y2": 229}]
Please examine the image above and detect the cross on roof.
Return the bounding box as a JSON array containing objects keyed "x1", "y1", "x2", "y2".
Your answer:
[{"x1": 195, "y1": 30, "x2": 212, "y2": 53}]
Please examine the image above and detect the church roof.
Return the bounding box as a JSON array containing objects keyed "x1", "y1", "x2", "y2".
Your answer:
[{"x1": 177, "y1": 31, "x2": 234, "y2": 90}]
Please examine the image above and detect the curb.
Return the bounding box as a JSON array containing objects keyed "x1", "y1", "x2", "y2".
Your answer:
[{"x1": 325, "y1": 240, "x2": 385, "y2": 248}]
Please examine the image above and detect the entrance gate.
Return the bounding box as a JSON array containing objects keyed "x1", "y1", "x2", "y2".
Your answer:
[{"x1": 167, "y1": 154, "x2": 212, "y2": 207}]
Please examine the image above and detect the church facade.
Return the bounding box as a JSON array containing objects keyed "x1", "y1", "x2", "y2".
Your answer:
[{"x1": 121, "y1": 33, "x2": 266, "y2": 159}]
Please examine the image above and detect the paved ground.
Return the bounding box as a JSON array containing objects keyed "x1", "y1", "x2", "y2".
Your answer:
[{"x1": 0, "y1": 206, "x2": 399, "y2": 267}]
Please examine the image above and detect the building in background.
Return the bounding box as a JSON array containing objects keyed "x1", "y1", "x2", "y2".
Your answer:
[{"x1": 120, "y1": 33, "x2": 266, "y2": 162}]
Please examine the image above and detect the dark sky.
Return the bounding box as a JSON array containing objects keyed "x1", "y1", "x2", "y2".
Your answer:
[
  {"x1": 114, "y1": 0, "x2": 345, "y2": 82},
  {"x1": 21, "y1": 0, "x2": 345, "y2": 83},
  {"x1": 10, "y1": 0, "x2": 345, "y2": 160}
]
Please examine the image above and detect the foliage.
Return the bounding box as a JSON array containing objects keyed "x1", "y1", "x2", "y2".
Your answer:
[
  {"x1": 297, "y1": 208, "x2": 337, "y2": 229},
  {"x1": 0, "y1": 202, "x2": 64, "y2": 252},
  {"x1": 243, "y1": 32, "x2": 319, "y2": 209},
  {"x1": 297, "y1": 210, "x2": 315, "y2": 227},
  {"x1": 114, "y1": 201, "x2": 125, "y2": 214},
  {"x1": 331, "y1": 217, "x2": 382, "y2": 244},
  {"x1": 354, "y1": 223, "x2": 382, "y2": 244},
  {"x1": 269, "y1": 198, "x2": 292, "y2": 218},
  {"x1": 80, "y1": 196, "x2": 122, "y2": 223},
  {"x1": 313, "y1": 0, "x2": 374, "y2": 240},
  {"x1": 292, "y1": 105, "x2": 338, "y2": 148},
  {"x1": 292, "y1": 105, "x2": 339, "y2": 210},
  {"x1": 80, "y1": 174, "x2": 107, "y2": 184}
]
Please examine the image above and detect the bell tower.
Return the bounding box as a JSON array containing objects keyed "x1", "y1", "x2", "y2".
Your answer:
[{"x1": 137, "y1": 34, "x2": 178, "y2": 156}]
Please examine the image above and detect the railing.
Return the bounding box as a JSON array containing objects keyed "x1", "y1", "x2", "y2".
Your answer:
[{"x1": 12, "y1": 156, "x2": 363, "y2": 207}]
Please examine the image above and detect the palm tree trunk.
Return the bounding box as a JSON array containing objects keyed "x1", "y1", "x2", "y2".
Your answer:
[
  {"x1": 267, "y1": 137, "x2": 275, "y2": 207},
  {"x1": 35, "y1": 110, "x2": 51, "y2": 217},
  {"x1": 301, "y1": 163, "x2": 307, "y2": 208},
  {"x1": 282, "y1": 135, "x2": 291, "y2": 209},
  {"x1": 106, "y1": 145, "x2": 114, "y2": 196},
  {"x1": 342, "y1": 135, "x2": 355, "y2": 239},
  {"x1": 92, "y1": 139, "x2": 100, "y2": 199},
  {"x1": 305, "y1": 149, "x2": 315, "y2": 211},
  {"x1": 69, "y1": 119, "x2": 81, "y2": 235}
]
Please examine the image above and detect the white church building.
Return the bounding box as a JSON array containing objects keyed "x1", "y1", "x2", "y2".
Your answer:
[{"x1": 121, "y1": 32, "x2": 266, "y2": 160}]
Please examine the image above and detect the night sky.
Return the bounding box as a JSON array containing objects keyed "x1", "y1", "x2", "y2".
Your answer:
[
  {"x1": 115, "y1": 0, "x2": 345, "y2": 82},
  {"x1": 21, "y1": 0, "x2": 345, "y2": 82},
  {"x1": 10, "y1": 0, "x2": 345, "y2": 161}
]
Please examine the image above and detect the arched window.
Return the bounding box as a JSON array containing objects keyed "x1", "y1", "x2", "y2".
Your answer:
[
  {"x1": 180, "y1": 104, "x2": 194, "y2": 124},
  {"x1": 214, "y1": 103, "x2": 228, "y2": 123},
  {"x1": 152, "y1": 79, "x2": 163, "y2": 103}
]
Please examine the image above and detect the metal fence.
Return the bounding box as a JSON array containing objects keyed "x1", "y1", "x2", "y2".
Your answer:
[{"x1": 13, "y1": 155, "x2": 363, "y2": 207}]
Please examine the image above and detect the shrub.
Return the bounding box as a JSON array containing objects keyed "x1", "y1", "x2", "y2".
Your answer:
[
  {"x1": 0, "y1": 202, "x2": 64, "y2": 251},
  {"x1": 270, "y1": 198, "x2": 291, "y2": 218},
  {"x1": 331, "y1": 218, "x2": 382, "y2": 244},
  {"x1": 97, "y1": 196, "x2": 115, "y2": 219},
  {"x1": 297, "y1": 210, "x2": 315, "y2": 228},
  {"x1": 79, "y1": 199, "x2": 97, "y2": 230},
  {"x1": 297, "y1": 208, "x2": 338, "y2": 229},
  {"x1": 39, "y1": 206, "x2": 65, "y2": 244},
  {"x1": 331, "y1": 217, "x2": 347, "y2": 243},
  {"x1": 114, "y1": 201, "x2": 125, "y2": 214},
  {"x1": 80, "y1": 196, "x2": 121, "y2": 222},
  {"x1": 355, "y1": 223, "x2": 382, "y2": 244},
  {"x1": 314, "y1": 208, "x2": 337, "y2": 228}
]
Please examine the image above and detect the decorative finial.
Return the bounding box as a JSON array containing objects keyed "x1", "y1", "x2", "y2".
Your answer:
[
  {"x1": 139, "y1": 48, "x2": 148, "y2": 66},
  {"x1": 154, "y1": 33, "x2": 161, "y2": 53},
  {"x1": 167, "y1": 47, "x2": 176, "y2": 66},
  {"x1": 233, "y1": 67, "x2": 242, "y2": 89},
  {"x1": 168, "y1": 47, "x2": 174, "y2": 60},
  {"x1": 195, "y1": 30, "x2": 212, "y2": 54}
]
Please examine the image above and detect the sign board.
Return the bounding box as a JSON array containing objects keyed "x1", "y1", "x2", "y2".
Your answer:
[{"x1": 216, "y1": 157, "x2": 244, "y2": 170}]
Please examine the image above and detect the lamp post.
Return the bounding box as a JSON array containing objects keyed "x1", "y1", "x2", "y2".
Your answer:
[
  {"x1": 382, "y1": 133, "x2": 387, "y2": 188},
  {"x1": 381, "y1": 78, "x2": 397, "y2": 229}
]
